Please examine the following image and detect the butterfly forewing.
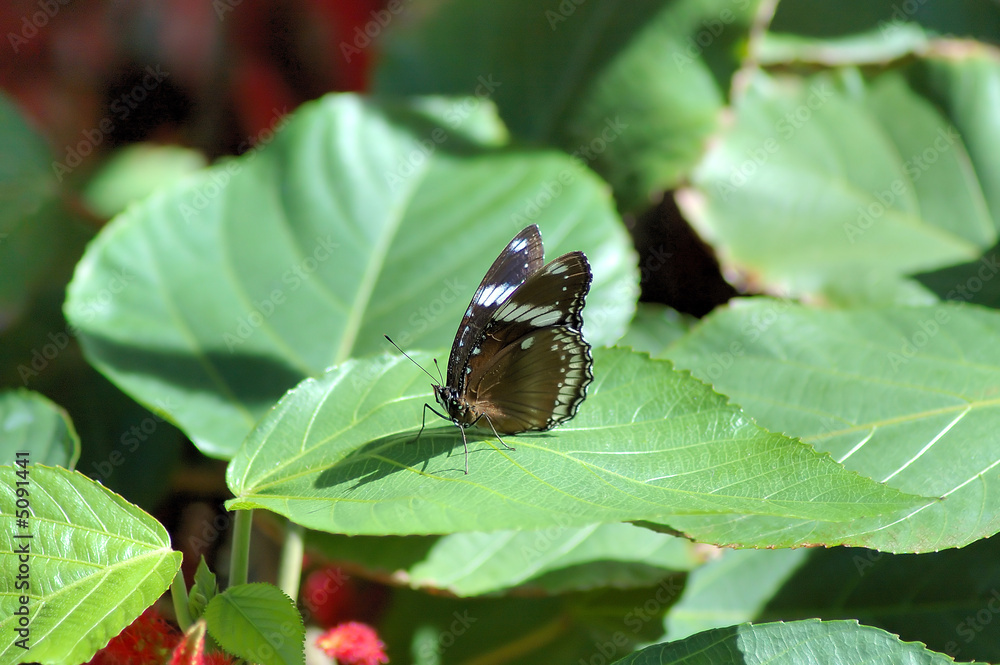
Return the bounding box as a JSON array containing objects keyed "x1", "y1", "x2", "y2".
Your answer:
[
  {"x1": 490, "y1": 251, "x2": 590, "y2": 334},
  {"x1": 447, "y1": 225, "x2": 544, "y2": 389}
]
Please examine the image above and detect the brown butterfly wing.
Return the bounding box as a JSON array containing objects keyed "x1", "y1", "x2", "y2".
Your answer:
[
  {"x1": 469, "y1": 327, "x2": 593, "y2": 432},
  {"x1": 464, "y1": 251, "x2": 593, "y2": 432}
]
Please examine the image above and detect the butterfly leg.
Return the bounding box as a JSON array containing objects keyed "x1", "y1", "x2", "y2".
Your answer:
[
  {"x1": 475, "y1": 413, "x2": 516, "y2": 452},
  {"x1": 413, "y1": 403, "x2": 449, "y2": 445},
  {"x1": 459, "y1": 424, "x2": 470, "y2": 475}
]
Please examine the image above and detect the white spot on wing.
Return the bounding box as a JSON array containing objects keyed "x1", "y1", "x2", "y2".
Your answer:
[
  {"x1": 530, "y1": 310, "x2": 562, "y2": 327},
  {"x1": 521, "y1": 337, "x2": 534, "y2": 350},
  {"x1": 510, "y1": 238, "x2": 528, "y2": 251},
  {"x1": 476, "y1": 282, "x2": 519, "y2": 307}
]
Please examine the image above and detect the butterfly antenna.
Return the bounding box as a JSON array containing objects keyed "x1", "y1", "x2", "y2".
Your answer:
[
  {"x1": 384, "y1": 335, "x2": 439, "y2": 383},
  {"x1": 432, "y1": 357, "x2": 445, "y2": 384}
]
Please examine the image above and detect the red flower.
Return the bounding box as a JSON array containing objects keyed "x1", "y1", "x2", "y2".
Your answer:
[
  {"x1": 89, "y1": 607, "x2": 181, "y2": 665},
  {"x1": 316, "y1": 622, "x2": 389, "y2": 665},
  {"x1": 302, "y1": 566, "x2": 390, "y2": 628}
]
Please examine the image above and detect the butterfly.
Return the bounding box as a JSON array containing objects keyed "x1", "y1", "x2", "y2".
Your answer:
[{"x1": 387, "y1": 224, "x2": 593, "y2": 473}]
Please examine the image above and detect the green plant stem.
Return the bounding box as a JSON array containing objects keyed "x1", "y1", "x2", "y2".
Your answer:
[
  {"x1": 171, "y1": 567, "x2": 192, "y2": 630},
  {"x1": 229, "y1": 509, "x2": 253, "y2": 587},
  {"x1": 278, "y1": 520, "x2": 305, "y2": 602}
]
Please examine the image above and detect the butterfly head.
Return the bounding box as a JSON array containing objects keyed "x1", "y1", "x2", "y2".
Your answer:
[{"x1": 433, "y1": 384, "x2": 477, "y2": 427}]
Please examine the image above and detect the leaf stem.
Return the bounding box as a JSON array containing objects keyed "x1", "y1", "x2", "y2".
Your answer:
[
  {"x1": 229, "y1": 509, "x2": 253, "y2": 587},
  {"x1": 278, "y1": 520, "x2": 305, "y2": 602},
  {"x1": 171, "y1": 567, "x2": 193, "y2": 630}
]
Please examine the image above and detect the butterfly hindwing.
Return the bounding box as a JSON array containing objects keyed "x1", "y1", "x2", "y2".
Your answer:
[
  {"x1": 469, "y1": 326, "x2": 593, "y2": 432},
  {"x1": 447, "y1": 225, "x2": 544, "y2": 389}
]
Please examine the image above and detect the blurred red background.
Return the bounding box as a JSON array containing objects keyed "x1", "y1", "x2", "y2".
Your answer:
[{"x1": 0, "y1": 0, "x2": 385, "y2": 160}]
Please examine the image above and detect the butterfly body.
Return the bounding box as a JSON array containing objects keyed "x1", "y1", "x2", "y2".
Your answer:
[{"x1": 418, "y1": 224, "x2": 594, "y2": 472}]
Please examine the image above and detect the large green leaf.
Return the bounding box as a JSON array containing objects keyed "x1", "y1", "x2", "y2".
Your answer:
[
  {"x1": 612, "y1": 620, "x2": 973, "y2": 665},
  {"x1": 227, "y1": 347, "x2": 928, "y2": 537},
  {"x1": 0, "y1": 390, "x2": 79, "y2": 468},
  {"x1": 64, "y1": 93, "x2": 636, "y2": 458},
  {"x1": 0, "y1": 465, "x2": 180, "y2": 665},
  {"x1": 685, "y1": 68, "x2": 996, "y2": 305},
  {"x1": 375, "y1": 0, "x2": 754, "y2": 212},
  {"x1": 665, "y1": 300, "x2": 1000, "y2": 552},
  {"x1": 310, "y1": 523, "x2": 701, "y2": 597}
]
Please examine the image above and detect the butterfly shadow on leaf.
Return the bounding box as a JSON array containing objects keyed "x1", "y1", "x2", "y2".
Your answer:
[{"x1": 312, "y1": 426, "x2": 521, "y2": 489}]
